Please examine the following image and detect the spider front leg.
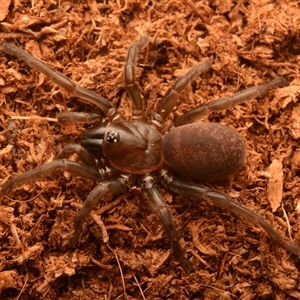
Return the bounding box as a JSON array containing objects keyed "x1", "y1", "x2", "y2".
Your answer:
[
  {"x1": 141, "y1": 174, "x2": 194, "y2": 272},
  {"x1": 57, "y1": 112, "x2": 103, "y2": 124},
  {"x1": 0, "y1": 43, "x2": 112, "y2": 115},
  {"x1": 0, "y1": 160, "x2": 102, "y2": 195},
  {"x1": 161, "y1": 171, "x2": 300, "y2": 256}
]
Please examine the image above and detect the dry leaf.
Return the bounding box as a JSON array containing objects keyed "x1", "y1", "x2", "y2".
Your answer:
[
  {"x1": 267, "y1": 159, "x2": 283, "y2": 212},
  {"x1": 0, "y1": 0, "x2": 11, "y2": 21}
]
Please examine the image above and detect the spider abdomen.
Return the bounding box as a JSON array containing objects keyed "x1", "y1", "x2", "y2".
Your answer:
[{"x1": 162, "y1": 123, "x2": 246, "y2": 182}]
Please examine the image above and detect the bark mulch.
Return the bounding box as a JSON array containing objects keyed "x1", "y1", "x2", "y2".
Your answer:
[{"x1": 0, "y1": 1, "x2": 300, "y2": 299}]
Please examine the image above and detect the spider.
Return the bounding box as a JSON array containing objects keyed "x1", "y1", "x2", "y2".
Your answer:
[{"x1": 1, "y1": 36, "x2": 300, "y2": 272}]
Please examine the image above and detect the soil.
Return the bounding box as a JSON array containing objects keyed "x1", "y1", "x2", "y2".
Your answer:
[{"x1": 0, "y1": 0, "x2": 300, "y2": 299}]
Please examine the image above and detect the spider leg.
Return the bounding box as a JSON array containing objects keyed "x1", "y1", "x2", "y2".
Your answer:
[
  {"x1": 155, "y1": 59, "x2": 213, "y2": 121},
  {"x1": 57, "y1": 112, "x2": 103, "y2": 124},
  {"x1": 161, "y1": 171, "x2": 300, "y2": 256},
  {"x1": 141, "y1": 174, "x2": 194, "y2": 272},
  {"x1": 0, "y1": 43, "x2": 112, "y2": 115},
  {"x1": 71, "y1": 176, "x2": 129, "y2": 245},
  {"x1": 0, "y1": 159, "x2": 102, "y2": 195},
  {"x1": 124, "y1": 35, "x2": 150, "y2": 116},
  {"x1": 175, "y1": 76, "x2": 289, "y2": 127},
  {"x1": 56, "y1": 144, "x2": 98, "y2": 166}
]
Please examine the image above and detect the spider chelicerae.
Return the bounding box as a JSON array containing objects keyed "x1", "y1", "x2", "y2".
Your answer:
[{"x1": 1, "y1": 36, "x2": 299, "y2": 272}]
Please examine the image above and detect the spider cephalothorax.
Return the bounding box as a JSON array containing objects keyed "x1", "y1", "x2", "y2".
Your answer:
[{"x1": 1, "y1": 36, "x2": 299, "y2": 273}]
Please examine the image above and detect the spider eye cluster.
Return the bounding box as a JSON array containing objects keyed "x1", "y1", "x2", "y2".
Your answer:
[{"x1": 106, "y1": 131, "x2": 119, "y2": 143}]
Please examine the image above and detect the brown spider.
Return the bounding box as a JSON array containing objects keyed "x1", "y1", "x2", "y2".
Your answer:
[{"x1": 1, "y1": 36, "x2": 299, "y2": 272}]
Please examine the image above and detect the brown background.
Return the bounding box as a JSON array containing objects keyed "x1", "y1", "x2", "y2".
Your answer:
[{"x1": 0, "y1": 0, "x2": 300, "y2": 299}]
